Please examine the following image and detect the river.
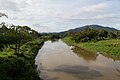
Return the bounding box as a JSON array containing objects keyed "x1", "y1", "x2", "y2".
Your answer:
[{"x1": 35, "y1": 40, "x2": 120, "y2": 80}]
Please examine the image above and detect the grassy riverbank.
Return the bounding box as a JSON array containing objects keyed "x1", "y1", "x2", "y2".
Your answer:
[
  {"x1": 63, "y1": 37, "x2": 120, "y2": 56},
  {"x1": 0, "y1": 39, "x2": 44, "y2": 80}
]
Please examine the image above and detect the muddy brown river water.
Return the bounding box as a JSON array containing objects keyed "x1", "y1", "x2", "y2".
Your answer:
[{"x1": 35, "y1": 40, "x2": 120, "y2": 80}]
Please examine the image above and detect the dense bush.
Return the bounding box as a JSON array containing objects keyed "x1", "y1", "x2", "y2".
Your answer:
[
  {"x1": 71, "y1": 27, "x2": 120, "y2": 43},
  {"x1": 0, "y1": 39, "x2": 44, "y2": 80},
  {"x1": 0, "y1": 23, "x2": 44, "y2": 80}
]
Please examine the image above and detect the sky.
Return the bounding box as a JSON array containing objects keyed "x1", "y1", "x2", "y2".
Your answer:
[{"x1": 0, "y1": 0, "x2": 120, "y2": 32}]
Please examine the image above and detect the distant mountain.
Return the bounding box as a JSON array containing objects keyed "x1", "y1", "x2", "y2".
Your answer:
[{"x1": 65, "y1": 25, "x2": 118, "y2": 33}]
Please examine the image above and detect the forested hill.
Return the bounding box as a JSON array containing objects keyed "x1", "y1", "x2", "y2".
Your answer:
[{"x1": 65, "y1": 25, "x2": 118, "y2": 33}]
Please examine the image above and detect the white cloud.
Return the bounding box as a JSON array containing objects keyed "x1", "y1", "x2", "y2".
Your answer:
[
  {"x1": 0, "y1": 0, "x2": 120, "y2": 32},
  {"x1": 80, "y1": 2, "x2": 110, "y2": 12},
  {"x1": 0, "y1": 1, "x2": 18, "y2": 11}
]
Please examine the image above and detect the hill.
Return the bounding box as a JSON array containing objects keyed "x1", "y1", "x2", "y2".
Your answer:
[{"x1": 66, "y1": 25, "x2": 118, "y2": 33}]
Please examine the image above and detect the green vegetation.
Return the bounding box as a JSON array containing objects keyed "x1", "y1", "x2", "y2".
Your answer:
[
  {"x1": 61, "y1": 26, "x2": 120, "y2": 56},
  {"x1": 40, "y1": 33, "x2": 60, "y2": 41},
  {"x1": 63, "y1": 37, "x2": 120, "y2": 56},
  {"x1": 62, "y1": 26, "x2": 120, "y2": 57},
  {"x1": 0, "y1": 12, "x2": 120, "y2": 79},
  {"x1": 0, "y1": 23, "x2": 44, "y2": 80},
  {"x1": 63, "y1": 25, "x2": 118, "y2": 33}
]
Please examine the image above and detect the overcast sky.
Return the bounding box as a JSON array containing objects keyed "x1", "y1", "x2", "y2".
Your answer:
[{"x1": 0, "y1": 0, "x2": 120, "y2": 32}]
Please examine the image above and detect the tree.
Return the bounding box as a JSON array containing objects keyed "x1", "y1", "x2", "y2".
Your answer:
[
  {"x1": 108, "y1": 32, "x2": 117, "y2": 39},
  {"x1": 98, "y1": 29, "x2": 108, "y2": 40},
  {"x1": 72, "y1": 27, "x2": 99, "y2": 42},
  {"x1": 0, "y1": 24, "x2": 39, "y2": 55}
]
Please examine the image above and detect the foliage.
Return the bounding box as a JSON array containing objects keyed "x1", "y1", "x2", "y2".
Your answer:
[
  {"x1": 72, "y1": 28, "x2": 99, "y2": 42},
  {"x1": 0, "y1": 39, "x2": 44, "y2": 80},
  {"x1": 0, "y1": 23, "x2": 44, "y2": 80},
  {"x1": 63, "y1": 37, "x2": 120, "y2": 56},
  {"x1": 0, "y1": 23, "x2": 40, "y2": 54},
  {"x1": 63, "y1": 27, "x2": 120, "y2": 43},
  {"x1": 40, "y1": 33, "x2": 60, "y2": 41}
]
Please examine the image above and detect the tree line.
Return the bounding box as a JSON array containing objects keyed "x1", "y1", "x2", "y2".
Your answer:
[{"x1": 59, "y1": 27, "x2": 120, "y2": 43}]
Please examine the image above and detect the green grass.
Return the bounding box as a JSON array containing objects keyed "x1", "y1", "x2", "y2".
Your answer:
[
  {"x1": 63, "y1": 37, "x2": 120, "y2": 56},
  {"x1": 62, "y1": 37, "x2": 75, "y2": 45}
]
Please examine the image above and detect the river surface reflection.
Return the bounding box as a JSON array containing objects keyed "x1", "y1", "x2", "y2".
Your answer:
[{"x1": 35, "y1": 40, "x2": 120, "y2": 80}]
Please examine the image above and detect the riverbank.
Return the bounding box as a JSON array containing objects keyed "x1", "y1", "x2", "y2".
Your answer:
[
  {"x1": 63, "y1": 37, "x2": 120, "y2": 56},
  {"x1": 0, "y1": 39, "x2": 44, "y2": 80}
]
